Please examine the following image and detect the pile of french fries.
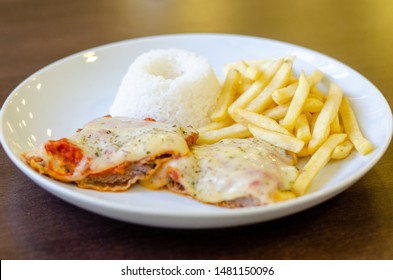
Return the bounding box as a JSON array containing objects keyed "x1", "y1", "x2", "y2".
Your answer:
[{"x1": 198, "y1": 57, "x2": 373, "y2": 196}]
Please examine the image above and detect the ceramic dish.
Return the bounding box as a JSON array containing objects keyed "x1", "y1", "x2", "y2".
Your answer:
[{"x1": 1, "y1": 34, "x2": 392, "y2": 228}]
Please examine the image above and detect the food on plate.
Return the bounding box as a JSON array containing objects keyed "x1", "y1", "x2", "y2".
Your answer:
[
  {"x1": 140, "y1": 138, "x2": 298, "y2": 207},
  {"x1": 109, "y1": 48, "x2": 221, "y2": 128},
  {"x1": 22, "y1": 116, "x2": 198, "y2": 191},
  {"x1": 279, "y1": 71, "x2": 310, "y2": 131},
  {"x1": 339, "y1": 97, "x2": 373, "y2": 155},
  {"x1": 196, "y1": 123, "x2": 251, "y2": 144},
  {"x1": 22, "y1": 50, "x2": 374, "y2": 208},
  {"x1": 210, "y1": 68, "x2": 241, "y2": 122},
  {"x1": 292, "y1": 133, "x2": 347, "y2": 196},
  {"x1": 199, "y1": 56, "x2": 373, "y2": 196},
  {"x1": 308, "y1": 83, "x2": 343, "y2": 154},
  {"x1": 331, "y1": 139, "x2": 354, "y2": 160},
  {"x1": 248, "y1": 124, "x2": 305, "y2": 153}
]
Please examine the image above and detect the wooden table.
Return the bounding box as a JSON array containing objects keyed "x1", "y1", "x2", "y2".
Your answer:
[{"x1": 1, "y1": 0, "x2": 392, "y2": 259}]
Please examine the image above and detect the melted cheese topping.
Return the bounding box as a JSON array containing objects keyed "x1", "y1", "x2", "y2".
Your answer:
[
  {"x1": 167, "y1": 138, "x2": 298, "y2": 206},
  {"x1": 72, "y1": 117, "x2": 191, "y2": 171},
  {"x1": 34, "y1": 117, "x2": 194, "y2": 181}
]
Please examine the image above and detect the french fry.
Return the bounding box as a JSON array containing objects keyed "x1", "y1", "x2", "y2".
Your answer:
[
  {"x1": 197, "y1": 119, "x2": 233, "y2": 133},
  {"x1": 210, "y1": 69, "x2": 241, "y2": 121},
  {"x1": 248, "y1": 124, "x2": 305, "y2": 153},
  {"x1": 295, "y1": 114, "x2": 311, "y2": 143},
  {"x1": 224, "y1": 60, "x2": 247, "y2": 76},
  {"x1": 272, "y1": 70, "x2": 324, "y2": 105},
  {"x1": 205, "y1": 56, "x2": 374, "y2": 199},
  {"x1": 302, "y1": 98, "x2": 324, "y2": 113},
  {"x1": 260, "y1": 58, "x2": 286, "y2": 78},
  {"x1": 265, "y1": 99, "x2": 279, "y2": 110},
  {"x1": 263, "y1": 104, "x2": 288, "y2": 120},
  {"x1": 228, "y1": 79, "x2": 268, "y2": 116},
  {"x1": 245, "y1": 61, "x2": 292, "y2": 113},
  {"x1": 281, "y1": 71, "x2": 310, "y2": 131},
  {"x1": 308, "y1": 83, "x2": 343, "y2": 154},
  {"x1": 288, "y1": 75, "x2": 298, "y2": 84},
  {"x1": 305, "y1": 112, "x2": 313, "y2": 125},
  {"x1": 297, "y1": 146, "x2": 310, "y2": 157},
  {"x1": 197, "y1": 123, "x2": 251, "y2": 144},
  {"x1": 331, "y1": 139, "x2": 354, "y2": 159},
  {"x1": 292, "y1": 133, "x2": 347, "y2": 196},
  {"x1": 306, "y1": 69, "x2": 324, "y2": 87},
  {"x1": 228, "y1": 58, "x2": 284, "y2": 116},
  {"x1": 272, "y1": 82, "x2": 298, "y2": 105},
  {"x1": 263, "y1": 98, "x2": 323, "y2": 121},
  {"x1": 237, "y1": 79, "x2": 253, "y2": 94},
  {"x1": 273, "y1": 190, "x2": 296, "y2": 202},
  {"x1": 309, "y1": 112, "x2": 319, "y2": 133},
  {"x1": 243, "y1": 66, "x2": 263, "y2": 80},
  {"x1": 233, "y1": 108, "x2": 291, "y2": 135},
  {"x1": 330, "y1": 115, "x2": 342, "y2": 134},
  {"x1": 339, "y1": 97, "x2": 373, "y2": 155},
  {"x1": 309, "y1": 87, "x2": 326, "y2": 102}
]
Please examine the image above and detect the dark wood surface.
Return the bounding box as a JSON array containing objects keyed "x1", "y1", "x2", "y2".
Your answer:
[{"x1": 1, "y1": 0, "x2": 392, "y2": 259}]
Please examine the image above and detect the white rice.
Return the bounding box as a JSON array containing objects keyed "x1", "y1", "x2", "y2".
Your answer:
[{"x1": 109, "y1": 48, "x2": 221, "y2": 128}]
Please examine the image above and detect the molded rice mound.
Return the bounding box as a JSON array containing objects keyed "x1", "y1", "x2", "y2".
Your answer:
[{"x1": 109, "y1": 48, "x2": 221, "y2": 128}]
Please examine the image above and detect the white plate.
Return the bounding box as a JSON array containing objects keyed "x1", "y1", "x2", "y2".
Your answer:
[{"x1": 1, "y1": 34, "x2": 392, "y2": 229}]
